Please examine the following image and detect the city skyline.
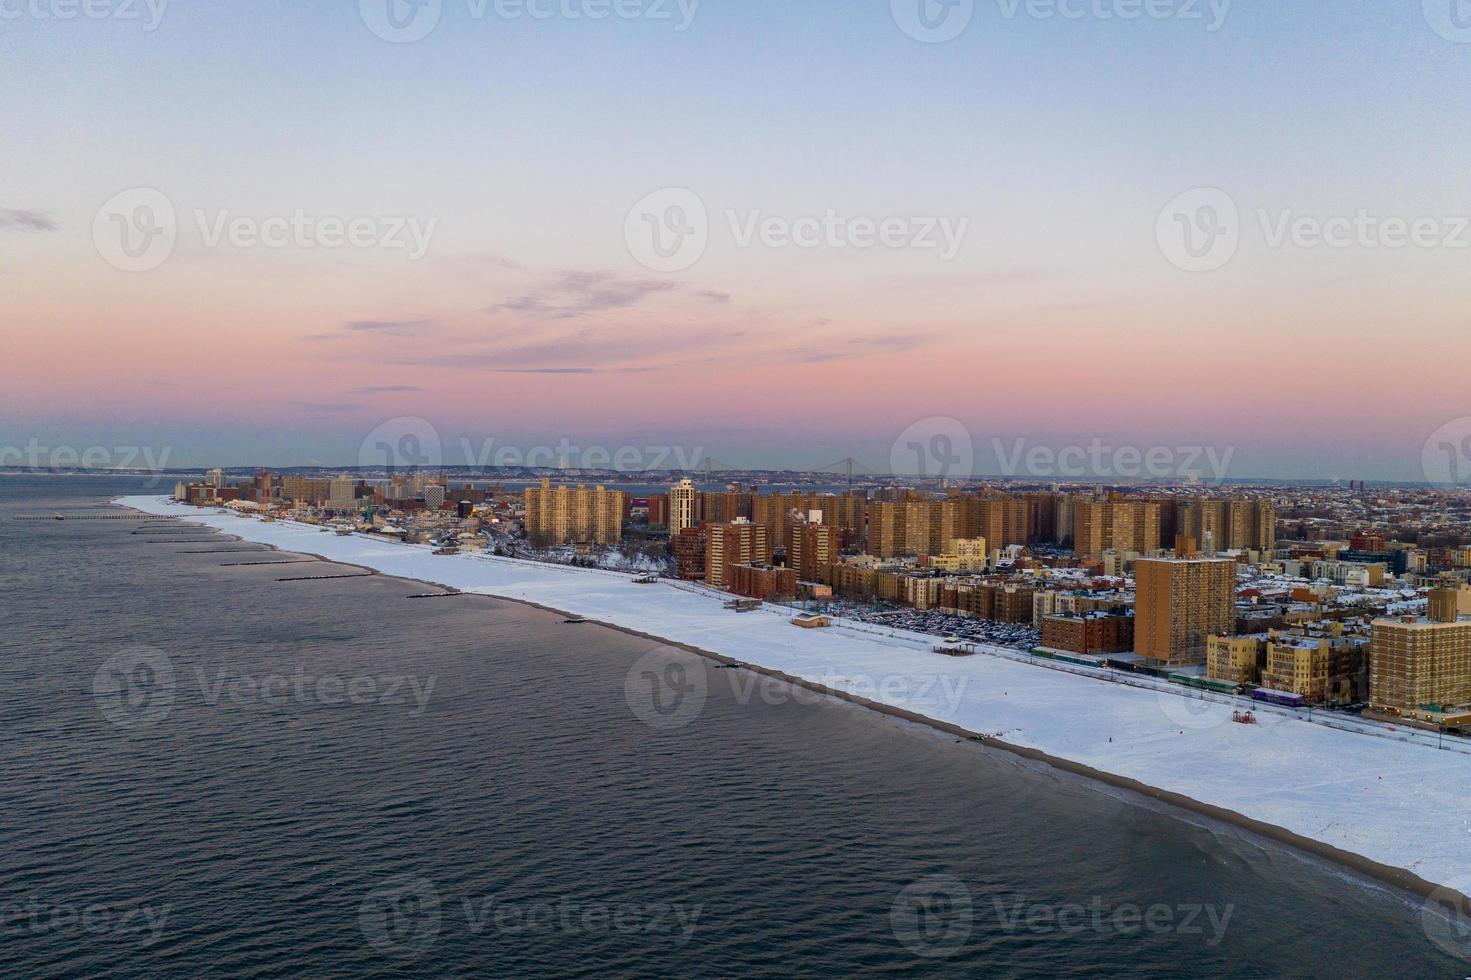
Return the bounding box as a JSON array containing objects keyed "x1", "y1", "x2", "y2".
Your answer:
[{"x1": 7, "y1": 3, "x2": 1471, "y2": 481}]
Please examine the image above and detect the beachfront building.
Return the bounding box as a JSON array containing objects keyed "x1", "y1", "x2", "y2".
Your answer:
[
  {"x1": 706, "y1": 519, "x2": 772, "y2": 589},
  {"x1": 1371, "y1": 588, "x2": 1471, "y2": 715},
  {"x1": 1134, "y1": 557, "x2": 1236, "y2": 666},
  {"x1": 523, "y1": 479, "x2": 625, "y2": 546},
  {"x1": 1206, "y1": 634, "x2": 1264, "y2": 687}
]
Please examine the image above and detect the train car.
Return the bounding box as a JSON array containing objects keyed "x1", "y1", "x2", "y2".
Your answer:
[{"x1": 1252, "y1": 688, "x2": 1306, "y2": 709}]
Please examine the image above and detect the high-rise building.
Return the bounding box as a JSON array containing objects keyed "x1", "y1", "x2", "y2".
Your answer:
[
  {"x1": 1182, "y1": 498, "x2": 1275, "y2": 554},
  {"x1": 1072, "y1": 500, "x2": 1160, "y2": 558},
  {"x1": 524, "y1": 479, "x2": 625, "y2": 546},
  {"x1": 706, "y1": 519, "x2": 772, "y2": 589},
  {"x1": 329, "y1": 476, "x2": 357, "y2": 510},
  {"x1": 206, "y1": 467, "x2": 224, "y2": 488},
  {"x1": 670, "y1": 479, "x2": 700, "y2": 534},
  {"x1": 1371, "y1": 589, "x2": 1471, "y2": 714},
  {"x1": 1134, "y1": 557, "x2": 1237, "y2": 666},
  {"x1": 788, "y1": 518, "x2": 838, "y2": 582}
]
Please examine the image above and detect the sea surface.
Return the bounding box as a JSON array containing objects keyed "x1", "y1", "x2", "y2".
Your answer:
[{"x1": 1, "y1": 475, "x2": 1464, "y2": 978}]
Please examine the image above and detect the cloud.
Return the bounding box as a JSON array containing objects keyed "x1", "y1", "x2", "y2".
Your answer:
[
  {"x1": 491, "y1": 270, "x2": 680, "y2": 319},
  {"x1": 0, "y1": 209, "x2": 57, "y2": 232},
  {"x1": 289, "y1": 401, "x2": 361, "y2": 414},
  {"x1": 344, "y1": 319, "x2": 430, "y2": 335},
  {"x1": 306, "y1": 319, "x2": 432, "y2": 342},
  {"x1": 353, "y1": 385, "x2": 423, "y2": 394},
  {"x1": 696, "y1": 289, "x2": 732, "y2": 304},
  {"x1": 140, "y1": 379, "x2": 181, "y2": 388}
]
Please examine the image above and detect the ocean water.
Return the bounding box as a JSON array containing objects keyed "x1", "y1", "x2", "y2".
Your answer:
[{"x1": 1, "y1": 475, "x2": 1464, "y2": 978}]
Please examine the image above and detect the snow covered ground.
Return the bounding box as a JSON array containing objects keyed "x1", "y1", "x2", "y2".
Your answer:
[{"x1": 119, "y1": 496, "x2": 1470, "y2": 896}]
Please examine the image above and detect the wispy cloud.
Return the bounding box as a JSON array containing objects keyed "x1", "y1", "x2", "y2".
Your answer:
[
  {"x1": 289, "y1": 401, "x2": 361, "y2": 414},
  {"x1": 0, "y1": 209, "x2": 57, "y2": 232},
  {"x1": 353, "y1": 385, "x2": 423, "y2": 394},
  {"x1": 491, "y1": 270, "x2": 680, "y2": 319},
  {"x1": 345, "y1": 319, "x2": 430, "y2": 335},
  {"x1": 306, "y1": 319, "x2": 432, "y2": 342}
]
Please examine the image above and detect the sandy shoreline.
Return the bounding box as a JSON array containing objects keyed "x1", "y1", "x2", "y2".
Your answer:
[{"x1": 116, "y1": 500, "x2": 1463, "y2": 914}]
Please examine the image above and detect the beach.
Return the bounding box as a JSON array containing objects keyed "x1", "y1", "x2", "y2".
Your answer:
[{"x1": 115, "y1": 495, "x2": 1471, "y2": 909}]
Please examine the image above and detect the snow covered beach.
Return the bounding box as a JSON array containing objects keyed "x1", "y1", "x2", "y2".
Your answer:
[{"x1": 118, "y1": 496, "x2": 1470, "y2": 904}]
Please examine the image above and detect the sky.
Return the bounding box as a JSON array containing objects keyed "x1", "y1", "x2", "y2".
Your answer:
[{"x1": 4, "y1": 0, "x2": 1471, "y2": 481}]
